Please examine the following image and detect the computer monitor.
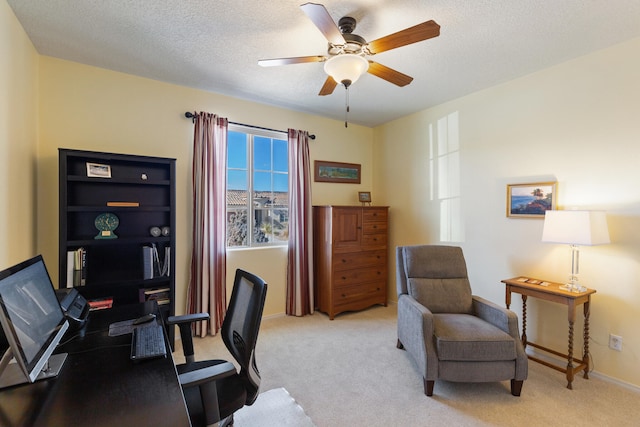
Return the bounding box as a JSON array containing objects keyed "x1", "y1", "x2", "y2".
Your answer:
[{"x1": 0, "y1": 255, "x2": 69, "y2": 389}]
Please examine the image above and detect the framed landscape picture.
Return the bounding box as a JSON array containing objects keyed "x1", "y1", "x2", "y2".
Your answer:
[
  {"x1": 506, "y1": 182, "x2": 557, "y2": 218},
  {"x1": 314, "y1": 161, "x2": 361, "y2": 184}
]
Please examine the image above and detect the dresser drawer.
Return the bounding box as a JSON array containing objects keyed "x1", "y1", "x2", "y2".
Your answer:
[
  {"x1": 333, "y1": 250, "x2": 386, "y2": 271},
  {"x1": 363, "y1": 220, "x2": 387, "y2": 234},
  {"x1": 332, "y1": 282, "x2": 386, "y2": 307},
  {"x1": 362, "y1": 233, "x2": 387, "y2": 248},
  {"x1": 333, "y1": 266, "x2": 386, "y2": 287},
  {"x1": 363, "y1": 209, "x2": 387, "y2": 223}
]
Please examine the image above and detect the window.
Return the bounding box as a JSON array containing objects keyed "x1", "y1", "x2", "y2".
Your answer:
[
  {"x1": 226, "y1": 125, "x2": 288, "y2": 248},
  {"x1": 429, "y1": 111, "x2": 464, "y2": 242}
]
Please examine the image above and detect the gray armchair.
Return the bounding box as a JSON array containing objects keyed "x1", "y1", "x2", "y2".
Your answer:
[{"x1": 396, "y1": 245, "x2": 527, "y2": 396}]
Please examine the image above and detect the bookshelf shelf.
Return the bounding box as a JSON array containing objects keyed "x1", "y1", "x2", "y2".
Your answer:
[{"x1": 59, "y1": 148, "x2": 176, "y2": 345}]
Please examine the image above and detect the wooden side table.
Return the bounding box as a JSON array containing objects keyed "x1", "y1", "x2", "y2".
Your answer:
[{"x1": 501, "y1": 277, "x2": 596, "y2": 389}]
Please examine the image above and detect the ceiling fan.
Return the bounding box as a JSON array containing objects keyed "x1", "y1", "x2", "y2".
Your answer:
[{"x1": 258, "y1": 2, "x2": 440, "y2": 96}]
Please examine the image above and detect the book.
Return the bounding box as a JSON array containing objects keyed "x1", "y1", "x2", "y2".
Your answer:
[
  {"x1": 142, "y1": 246, "x2": 154, "y2": 279},
  {"x1": 69, "y1": 247, "x2": 87, "y2": 287},
  {"x1": 142, "y1": 245, "x2": 170, "y2": 279},
  {"x1": 66, "y1": 251, "x2": 75, "y2": 288},
  {"x1": 88, "y1": 297, "x2": 113, "y2": 311},
  {"x1": 106, "y1": 201, "x2": 139, "y2": 207},
  {"x1": 139, "y1": 287, "x2": 170, "y2": 305}
]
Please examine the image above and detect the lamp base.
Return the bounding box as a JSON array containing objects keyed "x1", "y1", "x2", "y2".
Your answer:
[{"x1": 559, "y1": 282, "x2": 586, "y2": 293}]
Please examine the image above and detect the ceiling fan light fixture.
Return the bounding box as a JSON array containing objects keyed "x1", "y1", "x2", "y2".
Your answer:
[{"x1": 323, "y1": 54, "x2": 369, "y2": 87}]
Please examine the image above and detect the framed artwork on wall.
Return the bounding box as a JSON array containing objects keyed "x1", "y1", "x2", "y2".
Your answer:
[
  {"x1": 506, "y1": 182, "x2": 557, "y2": 218},
  {"x1": 314, "y1": 161, "x2": 361, "y2": 184}
]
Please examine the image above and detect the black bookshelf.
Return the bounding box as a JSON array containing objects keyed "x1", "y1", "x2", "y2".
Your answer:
[{"x1": 58, "y1": 148, "x2": 176, "y2": 345}]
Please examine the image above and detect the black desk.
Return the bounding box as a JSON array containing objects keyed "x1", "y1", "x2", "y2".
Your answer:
[{"x1": 0, "y1": 302, "x2": 190, "y2": 427}]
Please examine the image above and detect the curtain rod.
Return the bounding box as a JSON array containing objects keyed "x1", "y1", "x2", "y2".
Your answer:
[{"x1": 184, "y1": 112, "x2": 316, "y2": 140}]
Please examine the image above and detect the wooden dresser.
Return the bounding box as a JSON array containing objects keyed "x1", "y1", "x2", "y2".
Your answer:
[{"x1": 313, "y1": 205, "x2": 389, "y2": 319}]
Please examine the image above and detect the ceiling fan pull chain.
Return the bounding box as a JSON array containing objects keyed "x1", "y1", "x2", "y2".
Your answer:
[{"x1": 344, "y1": 86, "x2": 349, "y2": 128}]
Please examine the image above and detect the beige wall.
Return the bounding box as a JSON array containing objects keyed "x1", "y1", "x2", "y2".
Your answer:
[
  {"x1": 36, "y1": 56, "x2": 373, "y2": 318},
  {"x1": 0, "y1": 1, "x2": 39, "y2": 267},
  {"x1": 4, "y1": 0, "x2": 638, "y2": 389},
  {"x1": 375, "y1": 37, "x2": 640, "y2": 387}
]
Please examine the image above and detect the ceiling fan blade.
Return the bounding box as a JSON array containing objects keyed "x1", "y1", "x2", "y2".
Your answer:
[
  {"x1": 367, "y1": 20, "x2": 440, "y2": 54},
  {"x1": 367, "y1": 61, "x2": 413, "y2": 87},
  {"x1": 300, "y1": 3, "x2": 345, "y2": 45},
  {"x1": 258, "y1": 56, "x2": 326, "y2": 67},
  {"x1": 318, "y1": 76, "x2": 338, "y2": 96}
]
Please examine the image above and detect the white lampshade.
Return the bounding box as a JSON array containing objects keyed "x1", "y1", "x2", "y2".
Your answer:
[
  {"x1": 542, "y1": 210, "x2": 610, "y2": 245},
  {"x1": 324, "y1": 54, "x2": 369, "y2": 86}
]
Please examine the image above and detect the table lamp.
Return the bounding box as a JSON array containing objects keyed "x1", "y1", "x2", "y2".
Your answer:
[{"x1": 541, "y1": 210, "x2": 610, "y2": 292}]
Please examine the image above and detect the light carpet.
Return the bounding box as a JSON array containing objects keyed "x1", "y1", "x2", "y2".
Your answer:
[{"x1": 234, "y1": 387, "x2": 316, "y2": 426}]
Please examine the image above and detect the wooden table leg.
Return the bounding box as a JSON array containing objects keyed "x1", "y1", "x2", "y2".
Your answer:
[
  {"x1": 521, "y1": 295, "x2": 528, "y2": 347},
  {"x1": 583, "y1": 299, "x2": 591, "y2": 379},
  {"x1": 566, "y1": 300, "x2": 577, "y2": 390}
]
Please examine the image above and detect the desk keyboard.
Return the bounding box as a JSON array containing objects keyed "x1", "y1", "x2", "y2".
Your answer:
[{"x1": 131, "y1": 324, "x2": 167, "y2": 360}]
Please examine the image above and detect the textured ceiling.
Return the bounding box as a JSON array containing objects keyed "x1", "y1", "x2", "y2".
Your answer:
[{"x1": 7, "y1": 0, "x2": 640, "y2": 127}]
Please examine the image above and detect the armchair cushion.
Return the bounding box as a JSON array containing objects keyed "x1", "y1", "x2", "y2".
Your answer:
[
  {"x1": 408, "y1": 278, "x2": 473, "y2": 314},
  {"x1": 433, "y1": 314, "x2": 517, "y2": 361}
]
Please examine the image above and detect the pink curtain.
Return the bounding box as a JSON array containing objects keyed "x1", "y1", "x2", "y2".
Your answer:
[
  {"x1": 187, "y1": 112, "x2": 228, "y2": 336},
  {"x1": 286, "y1": 129, "x2": 314, "y2": 316}
]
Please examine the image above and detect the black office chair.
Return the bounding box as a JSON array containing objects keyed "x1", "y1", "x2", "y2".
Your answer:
[{"x1": 167, "y1": 269, "x2": 268, "y2": 427}]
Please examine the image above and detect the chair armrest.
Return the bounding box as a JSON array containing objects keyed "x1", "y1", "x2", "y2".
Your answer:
[
  {"x1": 167, "y1": 313, "x2": 210, "y2": 361},
  {"x1": 397, "y1": 294, "x2": 436, "y2": 379},
  {"x1": 472, "y1": 296, "x2": 520, "y2": 339},
  {"x1": 179, "y1": 361, "x2": 236, "y2": 388},
  {"x1": 167, "y1": 312, "x2": 210, "y2": 326}
]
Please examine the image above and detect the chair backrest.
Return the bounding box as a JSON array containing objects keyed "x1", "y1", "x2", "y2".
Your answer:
[
  {"x1": 221, "y1": 269, "x2": 268, "y2": 405},
  {"x1": 397, "y1": 245, "x2": 473, "y2": 313}
]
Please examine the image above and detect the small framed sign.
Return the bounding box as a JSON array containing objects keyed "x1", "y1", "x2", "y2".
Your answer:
[
  {"x1": 358, "y1": 191, "x2": 372, "y2": 203},
  {"x1": 86, "y1": 162, "x2": 112, "y2": 178}
]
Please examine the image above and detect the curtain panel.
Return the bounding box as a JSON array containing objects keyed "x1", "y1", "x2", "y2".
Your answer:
[
  {"x1": 286, "y1": 129, "x2": 314, "y2": 316},
  {"x1": 187, "y1": 112, "x2": 228, "y2": 336}
]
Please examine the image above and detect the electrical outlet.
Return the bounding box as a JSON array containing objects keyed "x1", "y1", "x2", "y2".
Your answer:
[{"x1": 609, "y1": 334, "x2": 623, "y2": 351}]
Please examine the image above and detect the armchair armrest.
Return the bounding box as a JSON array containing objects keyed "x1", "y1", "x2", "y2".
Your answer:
[
  {"x1": 473, "y1": 295, "x2": 528, "y2": 381},
  {"x1": 472, "y1": 296, "x2": 520, "y2": 339},
  {"x1": 397, "y1": 294, "x2": 437, "y2": 380}
]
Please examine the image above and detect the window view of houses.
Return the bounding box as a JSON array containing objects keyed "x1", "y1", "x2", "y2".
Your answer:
[{"x1": 226, "y1": 129, "x2": 288, "y2": 247}]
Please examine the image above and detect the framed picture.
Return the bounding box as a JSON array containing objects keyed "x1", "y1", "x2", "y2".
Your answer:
[
  {"x1": 86, "y1": 162, "x2": 112, "y2": 178},
  {"x1": 506, "y1": 182, "x2": 557, "y2": 218},
  {"x1": 314, "y1": 161, "x2": 361, "y2": 184},
  {"x1": 358, "y1": 191, "x2": 372, "y2": 203}
]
